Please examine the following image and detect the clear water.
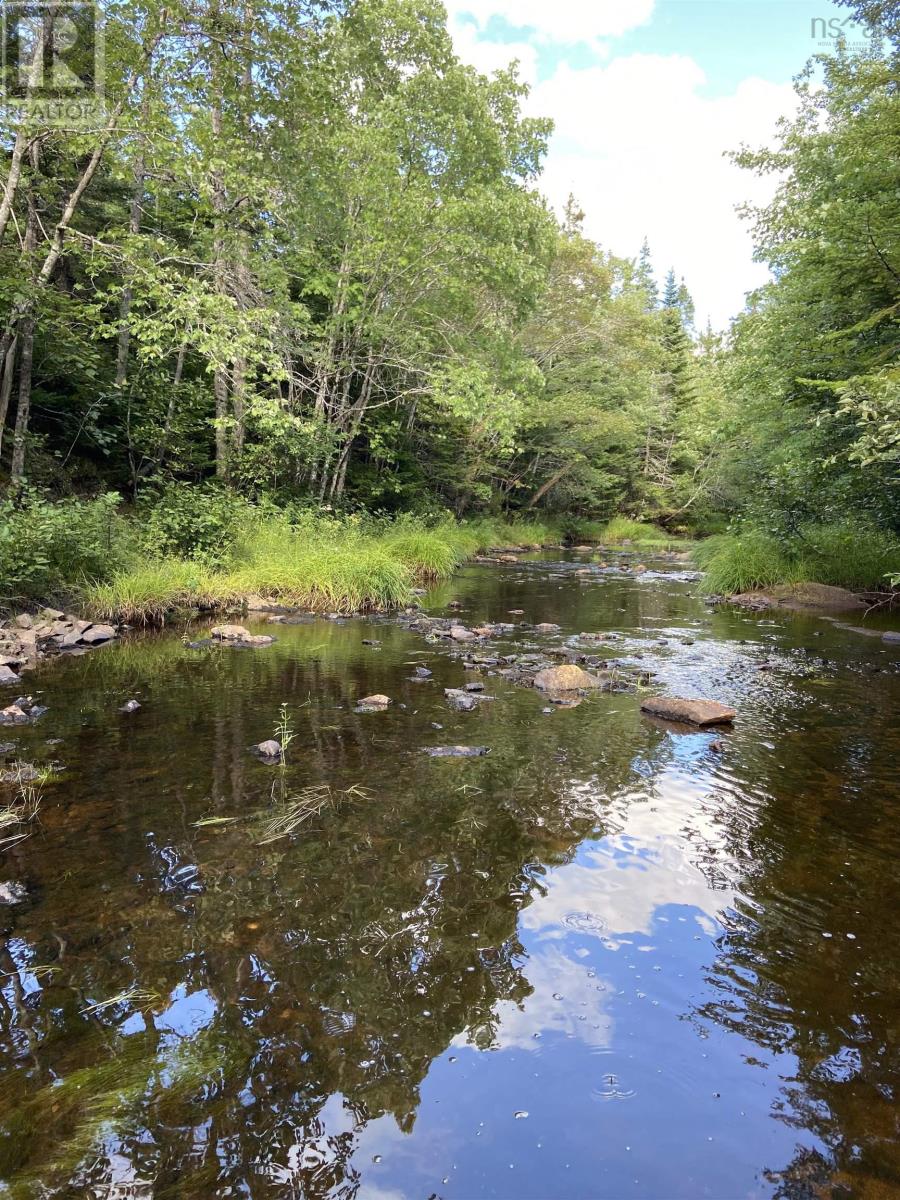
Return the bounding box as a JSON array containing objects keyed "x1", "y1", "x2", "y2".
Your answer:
[{"x1": 1, "y1": 551, "x2": 899, "y2": 1198}]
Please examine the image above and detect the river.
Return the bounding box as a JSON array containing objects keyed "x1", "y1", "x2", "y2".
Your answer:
[{"x1": 1, "y1": 549, "x2": 899, "y2": 1198}]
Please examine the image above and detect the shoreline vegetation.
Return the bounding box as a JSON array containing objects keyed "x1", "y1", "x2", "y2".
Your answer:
[{"x1": 1, "y1": 489, "x2": 896, "y2": 628}]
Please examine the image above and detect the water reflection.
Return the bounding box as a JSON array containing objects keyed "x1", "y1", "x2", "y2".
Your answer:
[{"x1": 0, "y1": 554, "x2": 898, "y2": 1196}]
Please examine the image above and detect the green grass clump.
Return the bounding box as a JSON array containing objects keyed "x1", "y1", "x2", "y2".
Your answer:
[
  {"x1": 600, "y1": 518, "x2": 675, "y2": 546},
  {"x1": 80, "y1": 512, "x2": 610, "y2": 624},
  {"x1": 84, "y1": 560, "x2": 232, "y2": 624},
  {"x1": 693, "y1": 531, "x2": 799, "y2": 594},
  {"x1": 695, "y1": 523, "x2": 900, "y2": 594}
]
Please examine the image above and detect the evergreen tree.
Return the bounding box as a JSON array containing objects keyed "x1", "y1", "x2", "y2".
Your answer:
[
  {"x1": 661, "y1": 267, "x2": 679, "y2": 309},
  {"x1": 676, "y1": 278, "x2": 696, "y2": 332},
  {"x1": 636, "y1": 237, "x2": 658, "y2": 310}
]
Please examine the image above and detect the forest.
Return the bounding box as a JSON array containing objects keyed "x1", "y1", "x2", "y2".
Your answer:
[{"x1": 0, "y1": 0, "x2": 897, "y2": 613}]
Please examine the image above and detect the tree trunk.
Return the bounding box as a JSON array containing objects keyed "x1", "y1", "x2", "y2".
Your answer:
[
  {"x1": 0, "y1": 31, "x2": 164, "y2": 365},
  {"x1": 10, "y1": 317, "x2": 35, "y2": 484},
  {"x1": 0, "y1": 336, "x2": 18, "y2": 459},
  {"x1": 10, "y1": 141, "x2": 40, "y2": 485},
  {"x1": 115, "y1": 88, "x2": 151, "y2": 390}
]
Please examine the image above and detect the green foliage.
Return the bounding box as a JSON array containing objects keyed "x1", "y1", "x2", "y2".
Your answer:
[
  {"x1": 600, "y1": 518, "x2": 675, "y2": 545},
  {"x1": 694, "y1": 530, "x2": 801, "y2": 594},
  {"x1": 137, "y1": 483, "x2": 247, "y2": 567},
  {"x1": 0, "y1": 492, "x2": 128, "y2": 605},
  {"x1": 81, "y1": 514, "x2": 554, "y2": 623},
  {"x1": 696, "y1": 523, "x2": 900, "y2": 593}
]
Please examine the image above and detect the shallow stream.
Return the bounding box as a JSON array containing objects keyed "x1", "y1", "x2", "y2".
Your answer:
[{"x1": 1, "y1": 551, "x2": 899, "y2": 1198}]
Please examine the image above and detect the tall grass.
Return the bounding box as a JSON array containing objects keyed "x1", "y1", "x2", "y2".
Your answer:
[
  {"x1": 600, "y1": 518, "x2": 676, "y2": 546},
  {"x1": 695, "y1": 523, "x2": 900, "y2": 594},
  {"x1": 82, "y1": 513, "x2": 558, "y2": 623}
]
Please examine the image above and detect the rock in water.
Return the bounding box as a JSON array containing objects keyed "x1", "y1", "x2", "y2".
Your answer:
[
  {"x1": 450, "y1": 626, "x2": 476, "y2": 642},
  {"x1": 424, "y1": 746, "x2": 491, "y2": 758},
  {"x1": 0, "y1": 881, "x2": 28, "y2": 905},
  {"x1": 444, "y1": 689, "x2": 479, "y2": 711},
  {"x1": 357, "y1": 695, "x2": 392, "y2": 709},
  {"x1": 535, "y1": 623, "x2": 561, "y2": 633},
  {"x1": 254, "y1": 739, "x2": 283, "y2": 761},
  {"x1": 81, "y1": 624, "x2": 117, "y2": 644},
  {"x1": 120, "y1": 699, "x2": 141, "y2": 714},
  {"x1": 211, "y1": 624, "x2": 252, "y2": 641},
  {"x1": 640, "y1": 696, "x2": 736, "y2": 727},
  {"x1": 0, "y1": 706, "x2": 30, "y2": 726},
  {"x1": 533, "y1": 665, "x2": 602, "y2": 692}
]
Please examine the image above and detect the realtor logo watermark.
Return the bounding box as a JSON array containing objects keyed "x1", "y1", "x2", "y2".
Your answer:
[
  {"x1": 1, "y1": 1, "x2": 104, "y2": 125},
  {"x1": 810, "y1": 14, "x2": 875, "y2": 50}
]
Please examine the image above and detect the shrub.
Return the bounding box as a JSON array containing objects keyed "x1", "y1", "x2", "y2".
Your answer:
[
  {"x1": 0, "y1": 491, "x2": 130, "y2": 606},
  {"x1": 138, "y1": 483, "x2": 248, "y2": 566}
]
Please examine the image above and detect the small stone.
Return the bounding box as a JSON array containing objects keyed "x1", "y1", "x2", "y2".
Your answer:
[
  {"x1": 362, "y1": 639, "x2": 381, "y2": 646},
  {"x1": 14, "y1": 614, "x2": 32, "y2": 630},
  {"x1": 465, "y1": 681, "x2": 485, "y2": 693},
  {"x1": 0, "y1": 665, "x2": 20, "y2": 685},
  {"x1": 450, "y1": 626, "x2": 476, "y2": 642},
  {"x1": 119, "y1": 699, "x2": 141, "y2": 714},
  {"x1": 415, "y1": 666, "x2": 433, "y2": 678},
  {"x1": 0, "y1": 881, "x2": 28, "y2": 905},
  {"x1": 535, "y1": 623, "x2": 561, "y2": 633},
  {"x1": 254, "y1": 739, "x2": 283, "y2": 760},
  {"x1": 444, "y1": 689, "x2": 479, "y2": 711},
  {"x1": 0, "y1": 706, "x2": 29, "y2": 726},
  {"x1": 0, "y1": 762, "x2": 40, "y2": 784},
  {"x1": 358, "y1": 694, "x2": 392, "y2": 709}
]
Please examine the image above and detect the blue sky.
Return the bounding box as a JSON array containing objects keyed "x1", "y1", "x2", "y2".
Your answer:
[{"x1": 444, "y1": 0, "x2": 856, "y2": 326}]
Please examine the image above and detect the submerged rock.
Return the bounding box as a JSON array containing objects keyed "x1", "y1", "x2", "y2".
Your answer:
[
  {"x1": 450, "y1": 626, "x2": 476, "y2": 642},
  {"x1": 424, "y1": 746, "x2": 491, "y2": 758},
  {"x1": 0, "y1": 705, "x2": 30, "y2": 726},
  {"x1": 533, "y1": 665, "x2": 602, "y2": 692},
  {"x1": 357, "y1": 694, "x2": 392, "y2": 710},
  {"x1": 0, "y1": 762, "x2": 40, "y2": 784},
  {"x1": 119, "y1": 699, "x2": 142, "y2": 714},
  {"x1": 640, "y1": 696, "x2": 736, "y2": 727},
  {"x1": 444, "y1": 689, "x2": 479, "y2": 712},
  {"x1": 254, "y1": 739, "x2": 283, "y2": 761},
  {"x1": 535, "y1": 623, "x2": 561, "y2": 633},
  {"x1": 729, "y1": 584, "x2": 865, "y2": 613},
  {"x1": 0, "y1": 881, "x2": 28, "y2": 905}
]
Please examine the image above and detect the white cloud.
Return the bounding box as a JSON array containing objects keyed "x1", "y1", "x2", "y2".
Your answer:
[
  {"x1": 445, "y1": 1, "x2": 796, "y2": 328},
  {"x1": 452, "y1": 19, "x2": 538, "y2": 88},
  {"x1": 444, "y1": 0, "x2": 655, "y2": 43},
  {"x1": 525, "y1": 55, "x2": 795, "y2": 327}
]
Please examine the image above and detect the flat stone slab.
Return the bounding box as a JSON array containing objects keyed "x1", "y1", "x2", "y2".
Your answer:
[
  {"x1": 641, "y1": 696, "x2": 736, "y2": 727},
  {"x1": 423, "y1": 746, "x2": 491, "y2": 758},
  {"x1": 533, "y1": 665, "x2": 602, "y2": 692}
]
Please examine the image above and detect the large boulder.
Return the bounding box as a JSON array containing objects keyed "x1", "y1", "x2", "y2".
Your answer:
[
  {"x1": 641, "y1": 696, "x2": 736, "y2": 727},
  {"x1": 533, "y1": 665, "x2": 602, "y2": 692}
]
